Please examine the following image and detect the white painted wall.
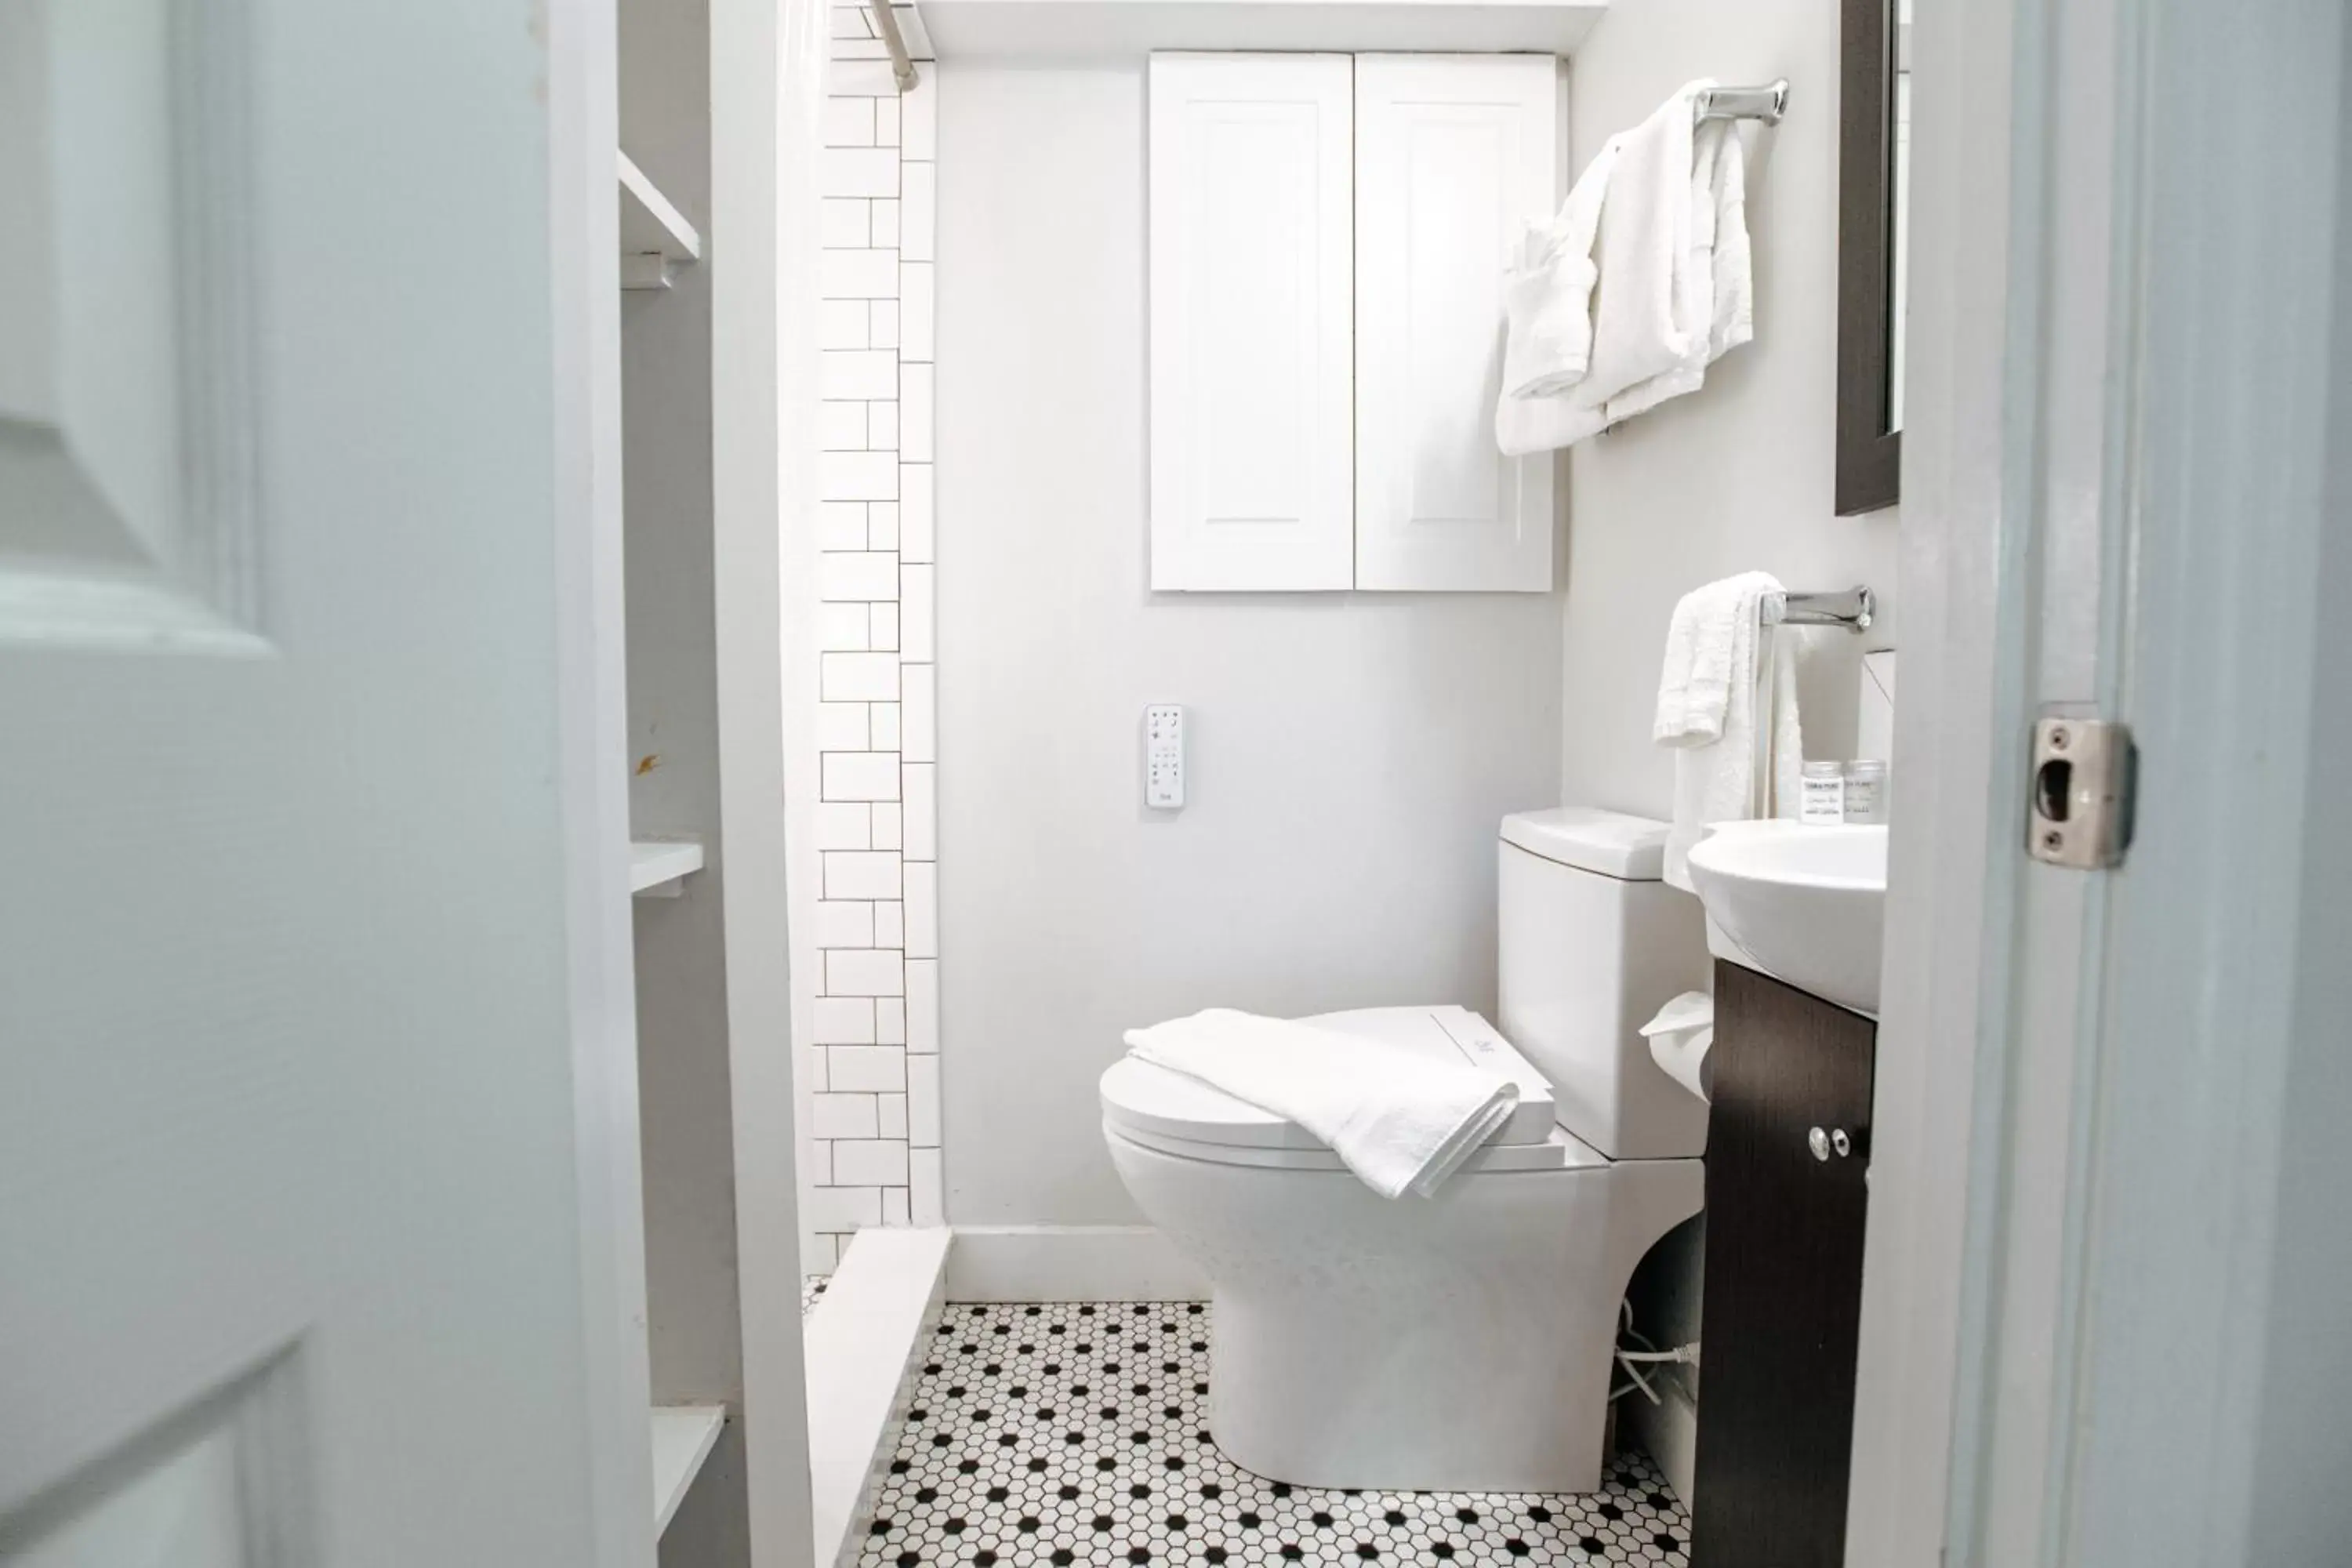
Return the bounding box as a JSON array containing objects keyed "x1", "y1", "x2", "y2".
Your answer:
[
  {"x1": 1553, "y1": 0, "x2": 1903, "y2": 1496},
  {"x1": 1559, "y1": 0, "x2": 1901, "y2": 816},
  {"x1": 933, "y1": 62, "x2": 1566, "y2": 1228}
]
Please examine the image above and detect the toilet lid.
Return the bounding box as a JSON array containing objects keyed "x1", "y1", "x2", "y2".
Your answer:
[{"x1": 1099, "y1": 1004, "x2": 1563, "y2": 1152}]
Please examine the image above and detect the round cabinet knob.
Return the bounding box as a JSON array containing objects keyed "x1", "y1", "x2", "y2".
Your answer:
[
  {"x1": 1832, "y1": 1128, "x2": 1853, "y2": 1158},
  {"x1": 1809, "y1": 1127, "x2": 1832, "y2": 1161}
]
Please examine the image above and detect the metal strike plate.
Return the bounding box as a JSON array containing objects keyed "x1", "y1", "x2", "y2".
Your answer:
[{"x1": 2027, "y1": 713, "x2": 2136, "y2": 869}]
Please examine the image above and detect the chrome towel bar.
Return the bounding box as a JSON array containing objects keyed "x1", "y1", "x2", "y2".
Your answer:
[
  {"x1": 1697, "y1": 80, "x2": 1791, "y2": 124},
  {"x1": 1773, "y1": 586, "x2": 1875, "y2": 633}
]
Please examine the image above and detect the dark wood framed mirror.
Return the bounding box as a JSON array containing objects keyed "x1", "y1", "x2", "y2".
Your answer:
[{"x1": 1836, "y1": 0, "x2": 1907, "y2": 514}]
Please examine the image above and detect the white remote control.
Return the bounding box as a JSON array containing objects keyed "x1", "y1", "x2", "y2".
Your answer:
[{"x1": 1145, "y1": 704, "x2": 1184, "y2": 809}]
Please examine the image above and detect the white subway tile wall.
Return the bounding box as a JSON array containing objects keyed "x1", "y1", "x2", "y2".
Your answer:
[{"x1": 803, "y1": 11, "x2": 940, "y2": 1272}]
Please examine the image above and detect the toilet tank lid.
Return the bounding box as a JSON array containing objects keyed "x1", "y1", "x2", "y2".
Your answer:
[{"x1": 1500, "y1": 807, "x2": 1671, "y2": 880}]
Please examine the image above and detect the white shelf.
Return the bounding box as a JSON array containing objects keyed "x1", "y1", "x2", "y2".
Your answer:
[
  {"x1": 651, "y1": 1403, "x2": 728, "y2": 1537},
  {"x1": 618, "y1": 151, "x2": 702, "y2": 290},
  {"x1": 918, "y1": 0, "x2": 1609, "y2": 59},
  {"x1": 630, "y1": 838, "x2": 706, "y2": 897}
]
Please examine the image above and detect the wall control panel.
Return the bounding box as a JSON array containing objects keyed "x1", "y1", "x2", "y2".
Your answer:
[{"x1": 1145, "y1": 704, "x2": 1185, "y2": 809}]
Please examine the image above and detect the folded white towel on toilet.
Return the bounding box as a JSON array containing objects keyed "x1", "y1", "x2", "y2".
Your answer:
[{"x1": 1122, "y1": 1009, "x2": 1521, "y2": 1199}]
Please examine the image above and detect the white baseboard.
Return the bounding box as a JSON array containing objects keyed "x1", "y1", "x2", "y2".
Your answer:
[
  {"x1": 944, "y1": 1225, "x2": 1210, "y2": 1301},
  {"x1": 1620, "y1": 1377, "x2": 1698, "y2": 1508},
  {"x1": 805, "y1": 1225, "x2": 953, "y2": 1568}
]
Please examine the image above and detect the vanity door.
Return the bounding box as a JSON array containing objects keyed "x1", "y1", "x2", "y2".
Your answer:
[{"x1": 1690, "y1": 961, "x2": 1876, "y2": 1568}]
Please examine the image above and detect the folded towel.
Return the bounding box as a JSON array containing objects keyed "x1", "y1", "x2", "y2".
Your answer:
[
  {"x1": 1500, "y1": 139, "x2": 1623, "y2": 402},
  {"x1": 1602, "y1": 118, "x2": 1743, "y2": 425},
  {"x1": 1655, "y1": 569, "x2": 1778, "y2": 745},
  {"x1": 1581, "y1": 83, "x2": 1711, "y2": 405},
  {"x1": 1759, "y1": 617, "x2": 1805, "y2": 822},
  {"x1": 1494, "y1": 83, "x2": 1755, "y2": 454},
  {"x1": 1123, "y1": 1009, "x2": 1521, "y2": 1199},
  {"x1": 1707, "y1": 128, "x2": 1754, "y2": 363},
  {"x1": 1655, "y1": 574, "x2": 1806, "y2": 889},
  {"x1": 1495, "y1": 371, "x2": 1613, "y2": 457},
  {"x1": 1497, "y1": 140, "x2": 1621, "y2": 456}
]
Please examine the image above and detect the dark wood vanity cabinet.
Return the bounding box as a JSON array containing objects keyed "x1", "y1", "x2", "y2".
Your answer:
[{"x1": 1690, "y1": 960, "x2": 1877, "y2": 1568}]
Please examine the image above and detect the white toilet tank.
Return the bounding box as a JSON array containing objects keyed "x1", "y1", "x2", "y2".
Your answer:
[{"x1": 1497, "y1": 807, "x2": 1711, "y2": 1160}]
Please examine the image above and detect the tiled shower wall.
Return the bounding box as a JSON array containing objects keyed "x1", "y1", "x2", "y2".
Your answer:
[{"x1": 801, "y1": 9, "x2": 940, "y2": 1271}]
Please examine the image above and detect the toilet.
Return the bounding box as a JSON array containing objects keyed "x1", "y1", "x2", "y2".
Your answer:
[{"x1": 1098, "y1": 807, "x2": 1712, "y2": 1493}]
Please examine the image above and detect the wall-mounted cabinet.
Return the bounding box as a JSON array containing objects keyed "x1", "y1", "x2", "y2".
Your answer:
[
  {"x1": 1149, "y1": 53, "x2": 1357, "y2": 591},
  {"x1": 1147, "y1": 52, "x2": 1562, "y2": 593},
  {"x1": 1355, "y1": 55, "x2": 1559, "y2": 590},
  {"x1": 920, "y1": 0, "x2": 1609, "y2": 60}
]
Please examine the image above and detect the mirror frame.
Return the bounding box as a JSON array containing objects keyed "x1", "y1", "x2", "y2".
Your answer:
[{"x1": 1835, "y1": 0, "x2": 1902, "y2": 514}]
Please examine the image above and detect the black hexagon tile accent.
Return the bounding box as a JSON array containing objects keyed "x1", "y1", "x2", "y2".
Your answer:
[{"x1": 858, "y1": 1302, "x2": 1690, "y2": 1567}]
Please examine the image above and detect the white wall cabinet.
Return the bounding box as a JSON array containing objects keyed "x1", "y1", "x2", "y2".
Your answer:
[
  {"x1": 1149, "y1": 53, "x2": 1357, "y2": 591},
  {"x1": 1355, "y1": 54, "x2": 1561, "y2": 591},
  {"x1": 1148, "y1": 52, "x2": 1561, "y2": 593}
]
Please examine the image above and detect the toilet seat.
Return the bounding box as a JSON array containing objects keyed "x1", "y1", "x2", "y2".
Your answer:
[{"x1": 1099, "y1": 1003, "x2": 1567, "y2": 1160}]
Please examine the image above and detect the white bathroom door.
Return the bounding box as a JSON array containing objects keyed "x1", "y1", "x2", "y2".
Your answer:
[
  {"x1": 1352, "y1": 54, "x2": 1559, "y2": 593},
  {"x1": 0, "y1": 2, "x2": 652, "y2": 1567},
  {"x1": 1847, "y1": 0, "x2": 2352, "y2": 1563}
]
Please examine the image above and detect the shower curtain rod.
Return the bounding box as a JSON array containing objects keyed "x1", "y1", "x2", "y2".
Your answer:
[{"x1": 864, "y1": 0, "x2": 916, "y2": 93}]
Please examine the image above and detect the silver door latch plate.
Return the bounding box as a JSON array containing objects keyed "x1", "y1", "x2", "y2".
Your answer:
[{"x1": 2027, "y1": 713, "x2": 2136, "y2": 869}]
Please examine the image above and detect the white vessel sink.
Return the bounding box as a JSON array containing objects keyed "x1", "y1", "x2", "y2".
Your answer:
[{"x1": 1684, "y1": 821, "x2": 1889, "y2": 1015}]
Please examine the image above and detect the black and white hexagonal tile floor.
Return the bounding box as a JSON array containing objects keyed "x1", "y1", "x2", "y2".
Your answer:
[{"x1": 859, "y1": 1303, "x2": 1690, "y2": 1568}]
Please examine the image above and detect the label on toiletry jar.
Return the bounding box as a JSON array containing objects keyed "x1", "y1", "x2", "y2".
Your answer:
[
  {"x1": 1801, "y1": 762, "x2": 1846, "y2": 826},
  {"x1": 1843, "y1": 760, "x2": 1889, "y2": 824}
]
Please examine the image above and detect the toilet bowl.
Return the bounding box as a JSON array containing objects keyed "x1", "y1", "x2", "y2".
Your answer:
[
  {"x1": 1102, "y1": 1004, "x2": 1702, "y2": 1493},
  {"x1": 1100, "y1": 808, "x2": 1713, "y2": 1494}
]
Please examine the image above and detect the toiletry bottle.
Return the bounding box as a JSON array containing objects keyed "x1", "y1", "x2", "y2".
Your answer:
[
  {"x1": 1843, "y1": 760, "x2": 1889, "y2": 824},
  {"x1": 1801, "y1": 760, "x2": 1846, "y2": 825}
]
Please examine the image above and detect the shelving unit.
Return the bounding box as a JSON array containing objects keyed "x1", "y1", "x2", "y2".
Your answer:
[
  {"x1": 652, "y1": 1403, "x2": 730, "y2": 1536},
  {"x1": 629, "y1": 837, "x2": 706, "y2": 896},
  {"x1": 588, "y1": 2, "x2": 806, "y2": 1561},
  {"x1": 618, "y1": 14, "x2": 767, "y2": 1561},
  {"x1": 619, "y1": 150, "x2": 702, "y2": 291}
]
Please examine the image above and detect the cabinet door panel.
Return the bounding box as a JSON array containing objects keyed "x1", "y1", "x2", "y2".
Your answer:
[
  {"x1": 1691, "y1": 962, "x2": 1876, "y2": 1568},
  {"x1": 1354, "y1": 54, "x2": 1559, "y2": 592},
  {"x1": 1149, "y1": 53, "x2": 1354, "y2": 591}
]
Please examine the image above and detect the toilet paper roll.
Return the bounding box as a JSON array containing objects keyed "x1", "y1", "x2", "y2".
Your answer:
[{"x1": 1639, "y1": 990, "x2": 1717, "y2": 1103}]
